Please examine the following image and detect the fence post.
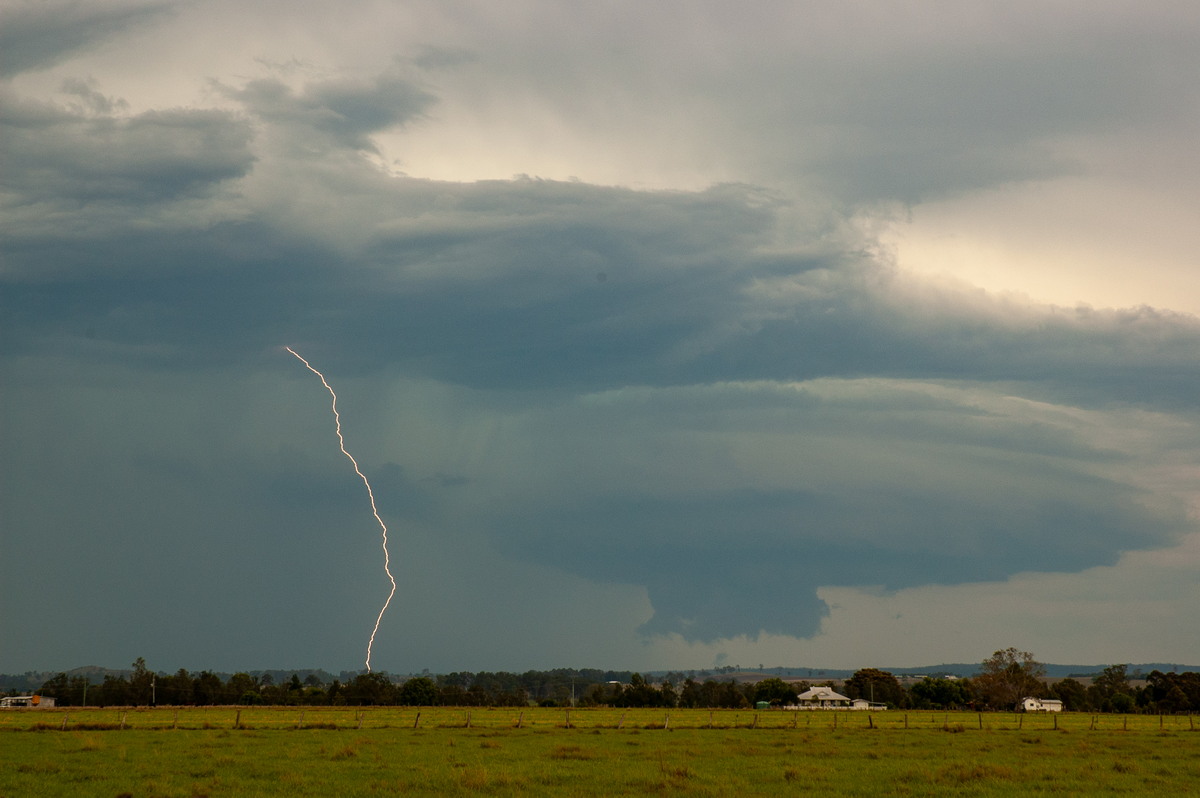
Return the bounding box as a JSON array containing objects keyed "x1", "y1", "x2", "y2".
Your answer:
[
  {"x1": 60, "y1": 713, "x2": 69, "y2": 731},
  {"x1": 413, "y1": 712, "x2": 421, "y2": 729},
  {"x1": 234, "y1": 710, "x2": 241, "y2": 730}
]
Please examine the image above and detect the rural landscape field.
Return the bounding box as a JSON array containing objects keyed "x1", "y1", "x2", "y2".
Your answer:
[{"x1": 3, "y1": 706, "x2": 1198, "y2": 796}]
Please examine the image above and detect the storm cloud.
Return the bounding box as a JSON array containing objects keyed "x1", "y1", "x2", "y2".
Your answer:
[{"x1": 3, "y1": 0, "x2": 1199, "y2": 673}]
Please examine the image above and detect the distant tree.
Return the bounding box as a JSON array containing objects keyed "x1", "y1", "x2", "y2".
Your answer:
[
  {"x1": 842, "y1": 669, "x2": 906, "y2": 707},
  {"x1": 660, "y1": 680, "x2": 679, "y2": 708},
  {"x1": 39, "y1": 673, "x2": 71, "y2": 705},
  {"x1": 96, "y1": 673, "x2": 133, "y2": 707},
  {"x1": 227, "y1": 673, "x2": 259, "y2": 705},
  {"x1": 678, "y1": 678, "x2": 702, "y2": 709},
  {"x1": 130, "y1": 657, "x2": 154, "y2": 706},
  {"x1": 1144, "y1": 671, "x2": 1200, "y2": 713},
  {"x1": 975, "y1": 648, "x2": 1045, "y2": 710},
  {"x1": 397, "y1": 676, "x2": 438, "y2": 706},
  {"x1": 192, "y1": 671, "x2": 223, "y2": 705},
  {"x1": 1088, "y1": 664, "x2": 1135, "y2": 711},
  {"x1": 1092, "y1": 664, "x2": 1130, "y2": 697},
  {"x1": 1048, "y1": 678, "x2": 1089, "y2": 712},
  {"x1": 910, "y1": 678, "x2": 971, "y2": 710},
  {"x1": 754, "y1": 677, "x2": 799, "y2": 706}
]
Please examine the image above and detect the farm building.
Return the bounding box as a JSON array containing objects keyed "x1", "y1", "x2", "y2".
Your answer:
[
  {"x1": 850, "y1": 698, "x2": 889, "y2": 711},
  {"x1": 791, "y1": 686, "x2": 852, "y2": 709},
  {"x1": 1, "y1": 695, "x2": 55, "y2": 708},
  {"x1": 1020, "y1": 697, "x2": 1064, "y2": 712}
]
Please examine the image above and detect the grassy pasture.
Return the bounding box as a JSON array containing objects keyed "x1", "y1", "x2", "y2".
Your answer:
[{"x1": 2, "y1": 707, "x2": 1196, "y2": 796}]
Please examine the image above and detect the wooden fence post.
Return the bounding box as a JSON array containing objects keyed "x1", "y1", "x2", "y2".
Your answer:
[
  {"x1": 234, "y1": 710, "x2": 241, "y2": 730},
  {"x1": 60, "y1": 713, "x2": 69, "y2": 731},
  {"x1": 413, "y1": 712, "x2": 421, "y2": 729}
]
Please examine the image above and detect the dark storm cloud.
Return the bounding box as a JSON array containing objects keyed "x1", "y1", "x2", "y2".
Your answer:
[
  {"x1": 4, "y1": 38, "x2": 1200, "y2": 668},
  {"x1": 0, "y1": 0, "x2": 173, "y2": 77},
  {"x1": 220, "y1": 73, "x2": 434, "y2": 152},
  {"x1": 486, "y1": 380, "x2": 1186, "y2": 641},
  {"x1": 0, "y1": 92, "x2": 254, "y2": 205},
  {"x1": 5, "y1": 152, "x2": 1200, "y2": 409}
]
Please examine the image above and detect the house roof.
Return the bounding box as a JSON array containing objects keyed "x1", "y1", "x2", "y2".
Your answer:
[{"x1": 796, "y1": 687, "x2": 851, "y2": 702}]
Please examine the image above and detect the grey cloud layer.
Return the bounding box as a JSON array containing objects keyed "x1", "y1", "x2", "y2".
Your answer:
[
  {"x1": 0, "y1": 1, "x2": 173, "y2": 78},
  {"x1": 3, "y1": 5, "x2": 1198, "y2": 667}
]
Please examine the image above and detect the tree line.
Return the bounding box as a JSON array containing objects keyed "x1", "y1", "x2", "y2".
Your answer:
[{"x1": 23, "y1": 651, "x2": 1200, "y2": 713}]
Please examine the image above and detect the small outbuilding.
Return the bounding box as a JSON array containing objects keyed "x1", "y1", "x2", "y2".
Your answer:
[
  {"x1": 850, "y1": 698, "x2": 889, "y2": 711},
  {"x1": 1020, "y1": 697, "x2": 1063, "y2": 712},
  {"x1": 1, "y1": 695, "x2": 55, "y2": 708}
]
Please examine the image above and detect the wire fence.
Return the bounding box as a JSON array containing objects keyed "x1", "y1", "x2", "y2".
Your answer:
[{"x1": 1, "y1": 706, "x2": 1195, "y2": 733}]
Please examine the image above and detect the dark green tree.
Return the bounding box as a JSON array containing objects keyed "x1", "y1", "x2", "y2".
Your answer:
[
  {"x1": 910, "y1": 678, "x2": 971, "y2": 710},
  {"x1": 753, "y1": 677, "x2": 799, "y2": 706},
  {"x1": 842, "y1": 669, "x2": 905, "y2": 707},
  {"x1": 397, "y1": 676, "x2": 439, "y2": 706},
  {"x1": 974, "y1": 648, "x2": 1045, "y2": 710},
  {"x1": 1048, "y1": 678, "x2": 1089, "y2": 712}
]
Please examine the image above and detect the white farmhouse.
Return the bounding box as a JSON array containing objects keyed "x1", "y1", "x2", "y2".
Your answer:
[
  {"x1": 792, "y1": 686, "x2": 852, "y2": 709},
  {"x1": 1020, "y1": 697, "x2": 1063, "y2": 712}
]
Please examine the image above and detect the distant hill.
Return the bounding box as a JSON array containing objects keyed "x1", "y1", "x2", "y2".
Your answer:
[{"x1": 641, "y1": 663, "x2": 1200, "y2": 682}]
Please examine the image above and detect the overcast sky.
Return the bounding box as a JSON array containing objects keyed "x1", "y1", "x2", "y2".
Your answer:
[{"x1": 4, "y1": 0, "x2": 1200, "y2": 676}]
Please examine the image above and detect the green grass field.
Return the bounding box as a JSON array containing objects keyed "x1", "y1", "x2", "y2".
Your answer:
[{"x1": 2, "y1": 707, "x2": 1197, "y2": 796}]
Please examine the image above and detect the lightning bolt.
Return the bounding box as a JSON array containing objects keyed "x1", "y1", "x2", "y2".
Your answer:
[{"x1": 286, "y1": 347, "x2": 396, "y2": 672}]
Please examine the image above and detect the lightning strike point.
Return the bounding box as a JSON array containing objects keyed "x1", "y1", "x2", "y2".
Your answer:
[{"x1": 286, "y1": 346, "x2": 396, "y2": 672}]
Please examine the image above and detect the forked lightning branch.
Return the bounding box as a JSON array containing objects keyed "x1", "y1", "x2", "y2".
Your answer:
[{"x1": 286, "y1": 347, "x2": 396, "y2": 672}]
